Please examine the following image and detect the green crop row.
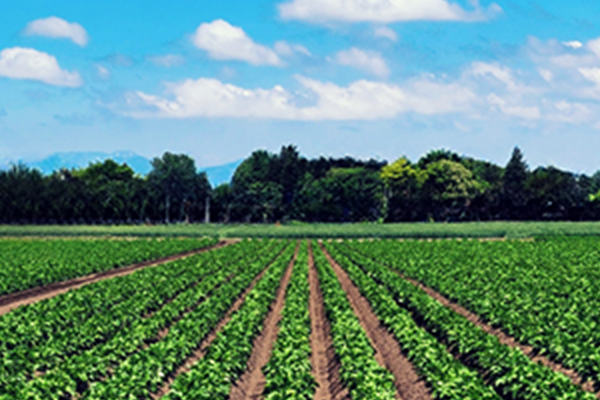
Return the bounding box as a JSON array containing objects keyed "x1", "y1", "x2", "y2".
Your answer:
[
  {"x1": 312, "y1": 241, "x2": 397, "y2": 400},
  {"x1": 350, "y1": 237, "x2": 600, "y2": 386},
  {"x1": 3, "y1": 240, "x2": 275, "y2": 399},
  {"x1": 262, "y1": 241, "x2": 316, "y2": 400},
  {"x1": 323, "y1": 241, "x2": 501, "y2": 400},
  {"x1": 333, "y1": 240, "x2": 595, "y2": 400},
  {"x1": 83, "y1": 241, "x2": 294, "y2": 400},
  {"x1": 163, "y1": 242, "x2": 297, "y2": 400},
  {"x1": 0, "y1": 240, "x2": 251, "y2": 375},
  {"x1": 0, "y1": 237, "x2": 217, "y2": 296}
]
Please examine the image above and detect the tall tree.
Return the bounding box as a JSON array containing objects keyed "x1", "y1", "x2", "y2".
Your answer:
[
  {"x1": 421, "y1": 160, "x2": 481, "y2": 221},
  {"x1": 380, "y1": 157, "x2": 424, "y2": 221},
  {"x1": 147, "y1": 152, "x2": 201, "y2": 223},
  {"x1": 502, "y1": 147, "x2": 529, "y2": 219}
]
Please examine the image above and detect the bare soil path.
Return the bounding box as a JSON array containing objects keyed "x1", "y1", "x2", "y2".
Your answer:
[
  {"x1": 152, "y1": 244, "x2": 289, "y2": 399},
  {"x1": 381, "y1": 258, "x2": 600, "y2": 397},
  {"x1": 228, "y1": 242, "x2": 299, "y2": 400},
  {"x1": 320, "y1": 243, "x2": 432, "y2": 400},
  {"x1": 309, "y1": 243, "x2": 351, "y2": 400},
  {"x1": 0, "y1": 239, "x2": 237, "y2": 316}
]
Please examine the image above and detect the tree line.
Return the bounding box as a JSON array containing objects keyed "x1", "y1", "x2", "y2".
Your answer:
[{"x1": 2, "y1": 145, "x2": 600, "y2": 224}]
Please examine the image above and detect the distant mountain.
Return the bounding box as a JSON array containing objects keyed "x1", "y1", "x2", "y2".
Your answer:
[
  {"x1": 22, "y1": 151, "x2": 153, "y2": 175},
  {"x1": 1, "y1": 151, "x2": 241, "y2": 187},
  {"x1": 201, "y1": 160, "x2": 242, "y2": 187}
]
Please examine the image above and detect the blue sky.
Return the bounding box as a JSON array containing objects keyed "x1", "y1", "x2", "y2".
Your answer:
[{"x1": 1, "y1": 0, "x2": 600, "y2": 172}]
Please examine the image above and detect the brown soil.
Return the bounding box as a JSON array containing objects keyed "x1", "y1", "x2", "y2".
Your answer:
[
  {"x1": 308, "y1": 243, "x2": 351, "y2": 400},
  {"x1": 151, "y1": 244, "x2": 289, "y2": 399},
  {"x1": 388, "y1": 267, "x2": 599, "y2": 397},
  {"x1": 320, "y1": 244, "x2": 432, "y2": 400},
  {"x1": 228, "y1": 242, "x2": 299, "y2": 400},
  {"x1": 0, "y1": 239, "x2": 237, "y2": 316}
]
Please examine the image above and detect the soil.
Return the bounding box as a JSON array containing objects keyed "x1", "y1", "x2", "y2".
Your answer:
[
  {"x1": 228, "y1": 242, "x2": 299, "y2": 400},
  {"x1": 308, "y1": 243, "x2": 351, "y2": 400},
  {"x1": 151, "y1": 244, "x2": 289, "y2": 399},
  {"x1": 0, "y1": 239, "x2": 237, "y2": 316},
  {"x1": 320, "y1": 243, "x2": 432, "y2": 400},
  {"x1": 388, "y1": 266, "x2": 599, "y2": 397}
]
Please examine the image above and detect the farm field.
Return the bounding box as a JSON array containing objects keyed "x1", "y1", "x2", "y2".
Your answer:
[
  {"x1": 7, "y1": 220, "x2": 600, "y2": 239},
  {"x1": 0, "y1": 236, "x2": 219, "y2": 297},
  {"x1": 1, "y1": 236, "x2": 599, "y2": 399}
]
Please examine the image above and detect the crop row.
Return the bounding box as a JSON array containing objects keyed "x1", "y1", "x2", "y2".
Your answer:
[
  {"x1": 349, "y1": 238, "x2": 600, "y2": 386},
  {"x1": 0, "y1": 237, "x2": 217, "y2": 295},
  {"x1": 262, "y1": 241, "x2": 316, "y2": 400},
  {"x1": 324, "y1": 242, "x2": 502, "y2": 399},
  {"x1": 330, "y1": 240, "x2": 594, "y2": 400},
  {"x1": 0, "y1": 239, "x2": 277, "y2": 399},
  {"x1": 312, "y1": 242, "x2": 397, "y2": 400},
  {"x1": 163, "y1": 242, "x2": 297, "y2": 400},
  {"x1": 81, "y1": 241, "x2": 293, "y2": 400}
]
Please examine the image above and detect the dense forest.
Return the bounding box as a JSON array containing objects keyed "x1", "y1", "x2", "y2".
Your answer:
[{"x1": 2, "y1": 145, "x2": 600, "y2": 224}]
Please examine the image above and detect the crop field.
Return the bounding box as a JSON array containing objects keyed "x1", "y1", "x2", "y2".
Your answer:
[
  {"x1": 7, "y1": 220, "x2": 600, "y2": 239},
  {"x1": 1, "y1": 236, "x2": 600, "y2": 400}
]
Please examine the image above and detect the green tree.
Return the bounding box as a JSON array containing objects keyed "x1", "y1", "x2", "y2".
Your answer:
[
  {"x1": 75, "y1": 160, "x2": 138, "y2": 222},
  {"x1": 421, "y1": 160, "x2": 481, "y2": 221},
  {"x1": 148, "y1": 152, "x2": 204, "y2": 223},
  {"x1": 380, "y1": 157, "x2": 425, "y2": 221},
  {"x1": 527, "y1": 166, "x2": 583, "y2": 220},
  {"x1": 296, "y1": 167, "x2": 383, "y2": 222},
  {"x1": 230, "y1": 150, "x2": 281, "y2": 222},
  {"x1": 502, "y1": 147, "x2": 529, "y2": 219}
]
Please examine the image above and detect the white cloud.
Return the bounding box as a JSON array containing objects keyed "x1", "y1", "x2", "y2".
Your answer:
[
  {"x1": 588, "y1": 37, "x2": 600, "y2": 58},
  {"x1": 23, "y1": 16, "x2": 89, "y2": 47},
  {"x1": 470, "y1": 62, "x2": 520, "y2": 91},
  {"x1": 123, "y1": 75, "x2": 474, "y2": 120},
  {"x1": 578, "y1": 68, "x2": 600, "y2": 85},
  {"x1": 333, "y1": 48, "x2": 390, "y2": 78},
  {"x1": 278, "y1": 0, "x2": 501, "y2": 23},
  {"x1": 487, "y1": 93, "x2": 540, "y2": 120},
  {"x1": 562, "y1": 41, "x2": 583, "y2": 49},
  {"x1": 374, "y1": 27, "x2": 398, "y2": 42},
  {"x1": 148, "y1": 54, "x2": 185, "y2": 67},
  {"x1": 0, "y1": 47, "x2": 82, "y2": 87},
  {"x1": 96, "y1": 65, "x2": 110, "y2": 80},
  {"x1": 538, "y1": 69, "x2": 553, "y2": 82},
  {"x1": 274, "y1": 41, "x2": 311, "y2": 56},
  {"x1": 191, "y1": 20, "x2": 282, "y2": 66}
]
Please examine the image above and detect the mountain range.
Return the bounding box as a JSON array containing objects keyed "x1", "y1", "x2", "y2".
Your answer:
[{"x1": 0, "y1": 151, "x2": 241, "y2": 187}]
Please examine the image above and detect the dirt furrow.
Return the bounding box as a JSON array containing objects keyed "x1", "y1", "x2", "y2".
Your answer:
[
  {"x1": 151, "y1": 245, "x2": 288, "y2": 399},
  {"x1": 228, "y1": 243, "x2": 299, "y2": 400},
  {"x1": 320, "y1": 243, "x2": 432, "y2": 400},
  {"x1": 309, "y1": 243, "x2": 351, "y2": 400},
  {"x1": 0, "y1": 239, "x2": 237, "y2": 316},
  {"x1": 382, "y1": 259, "x2": 599, "y2": 397}
]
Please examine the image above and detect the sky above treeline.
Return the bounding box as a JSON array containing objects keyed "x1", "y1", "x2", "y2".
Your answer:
[{"x1": 1, "y1": 1, "x2": 600, "y2": 172}]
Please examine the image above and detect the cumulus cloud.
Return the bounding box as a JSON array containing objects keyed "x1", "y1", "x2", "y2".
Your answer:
[
  {"x1": 121, "y1": 75, "x2": 474, "y2": 120},
  {"x1": 0, "y1": 47, "x2": 82, "y2": 87},
  {"x1": 333, "y1": 48, "x2": 390, "y2": 78},
  {"x1": 278, "y1": 0, "x2": 502, "y2": 23},
  {"x1": 588, "y1": 37, "x2": 600, "y2": 58},
  {"x1": 562, "y1": 41, "x2": 583, "y2": 49},
  {"x1": 470, "y1": 62, "x2": 521, "y2": 92},
  {"x1": 148, "y1": 54, "x2": 185, "y2": 67},
  {"x1": 191, "y1": 20, "x2": 282, "y2": 66},
  {"x1": 23, "y1": 16, "x2": 89, "y2": 46},
  {"x1": 274, "y1": 41, "x2": 311, "y2": 57},
  {"x1": 487, "y1": 93, "x2": 540, "y2": 120},
  {"x1": 578, "y1": 68, "x2": 600, "y2": 85},
  {"x1": 374, "y1": 27, "x2": 398, "y2": 42}
]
